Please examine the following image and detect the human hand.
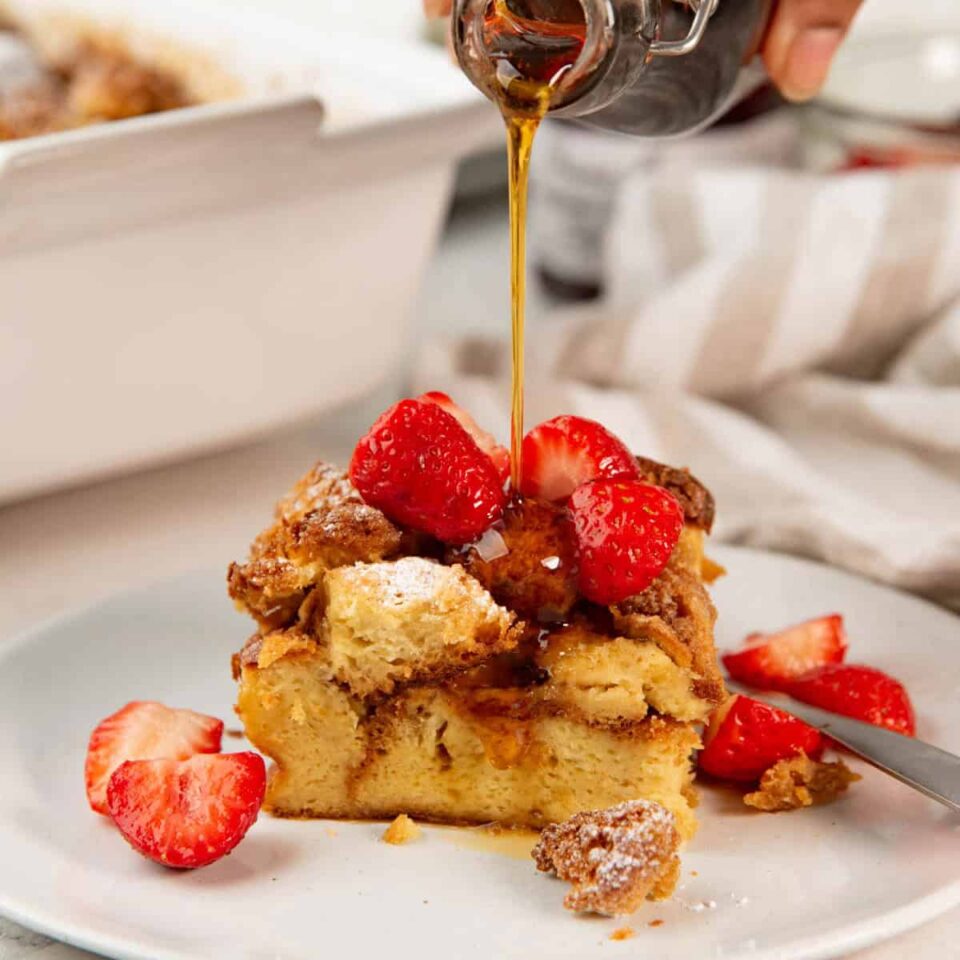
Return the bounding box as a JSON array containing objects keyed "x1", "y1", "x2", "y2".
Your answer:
[
  {"x1": 422, "y1": 0, "x2": 864, "y2": 103},
  {"x1": 762, "y1": 0, "x2": 863, "y2": 101},
  {"x1": 423, "y1": 0, "x2": 452, "y2": 17}
]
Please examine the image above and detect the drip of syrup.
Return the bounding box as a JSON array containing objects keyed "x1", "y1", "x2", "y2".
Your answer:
[{"x1": 479, "y1": 0, "x2": 586, "y2": 488}]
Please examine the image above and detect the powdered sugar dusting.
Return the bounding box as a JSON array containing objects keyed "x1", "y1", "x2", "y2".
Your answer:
[
  {"x1": 313, "y1": 502, "x2": 387, "y2": 540},
  {"x1": 359, "y1": 557, "x2": 444, "y2": 604},
  {"x1": 352, "y1": 557, "x2": 507, "y2": 622},
  {"x1": 533, "y1": 799, "x2": 681, "y2": 916},
  {"x1": 585, "y1": 802, "x2": 674, "y2": 894},
  {"x1": 682, "y1": 899, "x2": 717, "y2": 913},
  {"x1": 278, "y1": 463, "x2": 358, "y2": 520}
]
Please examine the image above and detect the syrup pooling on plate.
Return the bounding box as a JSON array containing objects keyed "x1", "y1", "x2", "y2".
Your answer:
[{"x1": 478, "y1": 0, "x2": 586, "y2": 487}]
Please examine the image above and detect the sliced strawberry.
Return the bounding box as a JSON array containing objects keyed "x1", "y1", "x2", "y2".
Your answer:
[
  {"x1": 723, "y1": 615, "x2": 848, "y2": 691},
  {"x1": 85, "y1": 702, "x2": 223, "y2": 816},
  {"x1": 788, "y1": 664, "x2": 916, "y2": 737},
  {"x1": 350, "y1": 398, "x2": 506, "y2": 544},
  {"x1": 107, "y1": 752, "x2": 266, "y2": 869},
  {"x1": 520, "y1": 415, "x2": 640, "y2": 502},
  {"x1": 419, "y1": 391, "x2": 510, "y2": 485},
  {"x1": 698, "y1": 694, "x2": 823, "y2": 783},
  {"x1": 569, "y1": 478, "x2": 684, "y2": 605}
]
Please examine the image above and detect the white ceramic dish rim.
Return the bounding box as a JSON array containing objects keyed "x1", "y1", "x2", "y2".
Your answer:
[
  {"x1": 0, "y1": 0, "x2": 491, "y2": 168},
  {"x1": 0, "y1": 546, "x2": 958, "y2": 960},
  {"x1": 0, "y1": 1, "x2": 504, "y2": 510}
]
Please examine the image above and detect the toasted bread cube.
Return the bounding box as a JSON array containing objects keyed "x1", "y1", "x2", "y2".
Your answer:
[
  {"x1": 321, "y1": 558, "x2": 521, "y2": 698},
  {"x1": 533, "y1": 800, "x2": 681, "y2": 915},
  {"x1": 228, "y1": 463, "x2": 403, "y2": 630}
]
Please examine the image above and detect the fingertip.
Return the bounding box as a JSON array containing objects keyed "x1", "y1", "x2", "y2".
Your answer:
[
  {"x1": 777, "y1": 26, "x2": 844, "y2": 102},
  {"x1": 424, "y1": 0, "x2": 453, "y2": 17}
]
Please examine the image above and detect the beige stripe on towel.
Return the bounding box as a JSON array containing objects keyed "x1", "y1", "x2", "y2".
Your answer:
[
  {"x1": 687, "y1": 178, "x2": 811, "y2": 397},
  {"x1": 831, "y1": 171, "x2": 951, "y2": 378}
]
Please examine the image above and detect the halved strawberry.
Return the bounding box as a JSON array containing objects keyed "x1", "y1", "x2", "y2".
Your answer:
[
  {"x1": 350, "y1": 398, "x2": 506, "y2": 544},
  {"x1": 569, "y1": 478, "x2": 684, "y2": 605},
  {"x1": 788, "y1": 664, "x2": 916, "y2": 737},
  {"x1": 723, "y1": 615, "x2": 848, "y2": 691},
  {"x1": 519, "y1": 415, "x2": 640, "y2": 501},
  {"x1": 85, "y1": 702, "x2": 223, "y2": 816},
  {"x1": 419, "y1": 391, "x2": 510, "y2": 485},
  {"x1": 107, "y1": 752, "x2": 266, "y2": 869},
  {"x1": 698, "y1": 694, "x2": 823, "y2": 783}
]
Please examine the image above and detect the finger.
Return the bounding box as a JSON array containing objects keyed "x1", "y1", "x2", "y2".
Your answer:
[
  {"x1": 762, "y1": 0, "x2": 863, "y2": 102},
  {"x1": 424, "y1": 0, "x2": 452, "y2": 17}
]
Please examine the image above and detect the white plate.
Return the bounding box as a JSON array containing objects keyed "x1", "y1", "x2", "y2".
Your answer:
[{"x1": 0, "y1": 547, "x2": 958, "y2": 960}]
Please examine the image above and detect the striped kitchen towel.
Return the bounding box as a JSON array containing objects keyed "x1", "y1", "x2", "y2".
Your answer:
[{"x1": 419, "y1": 161, "x2": 960, "y2": 609}]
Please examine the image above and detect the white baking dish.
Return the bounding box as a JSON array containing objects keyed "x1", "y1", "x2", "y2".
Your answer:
[{"x1": 0, "y1": 0, "x2": 502, "y2": 504}]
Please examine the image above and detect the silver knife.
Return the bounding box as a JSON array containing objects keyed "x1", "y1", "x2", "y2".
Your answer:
[{"x1": 726, "y1": 681, "x2": 960, "y2": 814}]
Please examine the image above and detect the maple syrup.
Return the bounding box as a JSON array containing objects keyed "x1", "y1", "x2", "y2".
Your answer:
[
  {"x1": 478, "y1": 0, "x2": 586, "y2": 487},
  {"x1": 450, "y1": 682, "x2": 540, "y2": 769},
  {"x1": 455, "y1": 0, "x2": 780, "y2": 367},
  {"x1": 506, "y1": 113, "x2": 537, "y2": 488},
  {"x1": 439, "y1": 823, "x2": 539, "y2": 860}
]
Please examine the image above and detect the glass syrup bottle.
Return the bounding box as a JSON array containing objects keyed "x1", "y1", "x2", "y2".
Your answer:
[{"x1": 454, "y1": 0, "x2": 775, "y2": 138}]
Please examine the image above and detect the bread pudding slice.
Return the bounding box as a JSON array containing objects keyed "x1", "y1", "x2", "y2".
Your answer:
[
  {"x1": 231, "y1": 454, "x2": 723, "y2": 855},
  {"x1": 236, "y1": 628, "x2": 701, "y2": 836}
]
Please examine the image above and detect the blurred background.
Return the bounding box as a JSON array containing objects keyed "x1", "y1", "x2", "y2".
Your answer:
[{"x1": 1, "y1": 0, "x2": 959, "y2": 625}]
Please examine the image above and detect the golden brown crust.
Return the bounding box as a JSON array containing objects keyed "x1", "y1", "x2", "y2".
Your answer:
[
  {"x1": 531, "y1": 621, "x2": 716, "y2": 723},
  {"x1": 238, "y1": 634, "x2": 263, "y2": 670},
  {"x1": 0, "y1": 81, "x2": 65, "y2": 140},
  {"x1": 635, "y1": 457, "x2": 715, "y2": 534},
  {"x1": 447, "y1": 496, "x2": 578, "y2": 622},
  {"x1": 233, "y1": 628, "x2": 327, "y2": 684},
  {"x1": 289, "y1": 502, "x2": 403, "y2": 570},
  {"x1": 744, "y1": 754, "x2": 861, "y2": 812},
  {"x1": 533, "y1": 800, "x2": 681, "y2": 915},
  {"x1": 227, "y1": 558, "x2": 306, "y2": 632},
  {"x1": 227, "y1": 463, "x2": 403, "y2": 632},
  {"x1": 272, "y1": 462, "x2": 358, "y2": 525},
  {"x1": 612, "y1": 561, "x2": 726, "y2": 707},
  {"x1": 0, "y1": 34, "x2": 191, "y2": 141},
  {"x1": 66, "y1": 41, "x2": 189, "y2": 120},
  {"x1": 254, "y1": 628, "x2": 323, "y2": 671}
]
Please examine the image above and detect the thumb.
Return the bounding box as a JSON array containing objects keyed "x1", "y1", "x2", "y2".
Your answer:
[
  {"x1": 762, "y1": 0, "x2": 864, "y2": 102},
  {"x1": 424, "y1": 0, "x2": 453, "y2": 17}
]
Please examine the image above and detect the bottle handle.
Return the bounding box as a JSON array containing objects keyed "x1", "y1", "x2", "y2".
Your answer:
[{"x1": 649, "y1": 0, "x2": 717, "y2": 58}]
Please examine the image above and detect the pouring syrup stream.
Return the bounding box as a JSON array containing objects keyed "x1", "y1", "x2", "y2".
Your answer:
[
  {"x1": 506, "y1": 113, "x2": 538, "y2": 489},
  {"x1": 479, "y1": 0, "x2": 586, "y2": 487}
]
